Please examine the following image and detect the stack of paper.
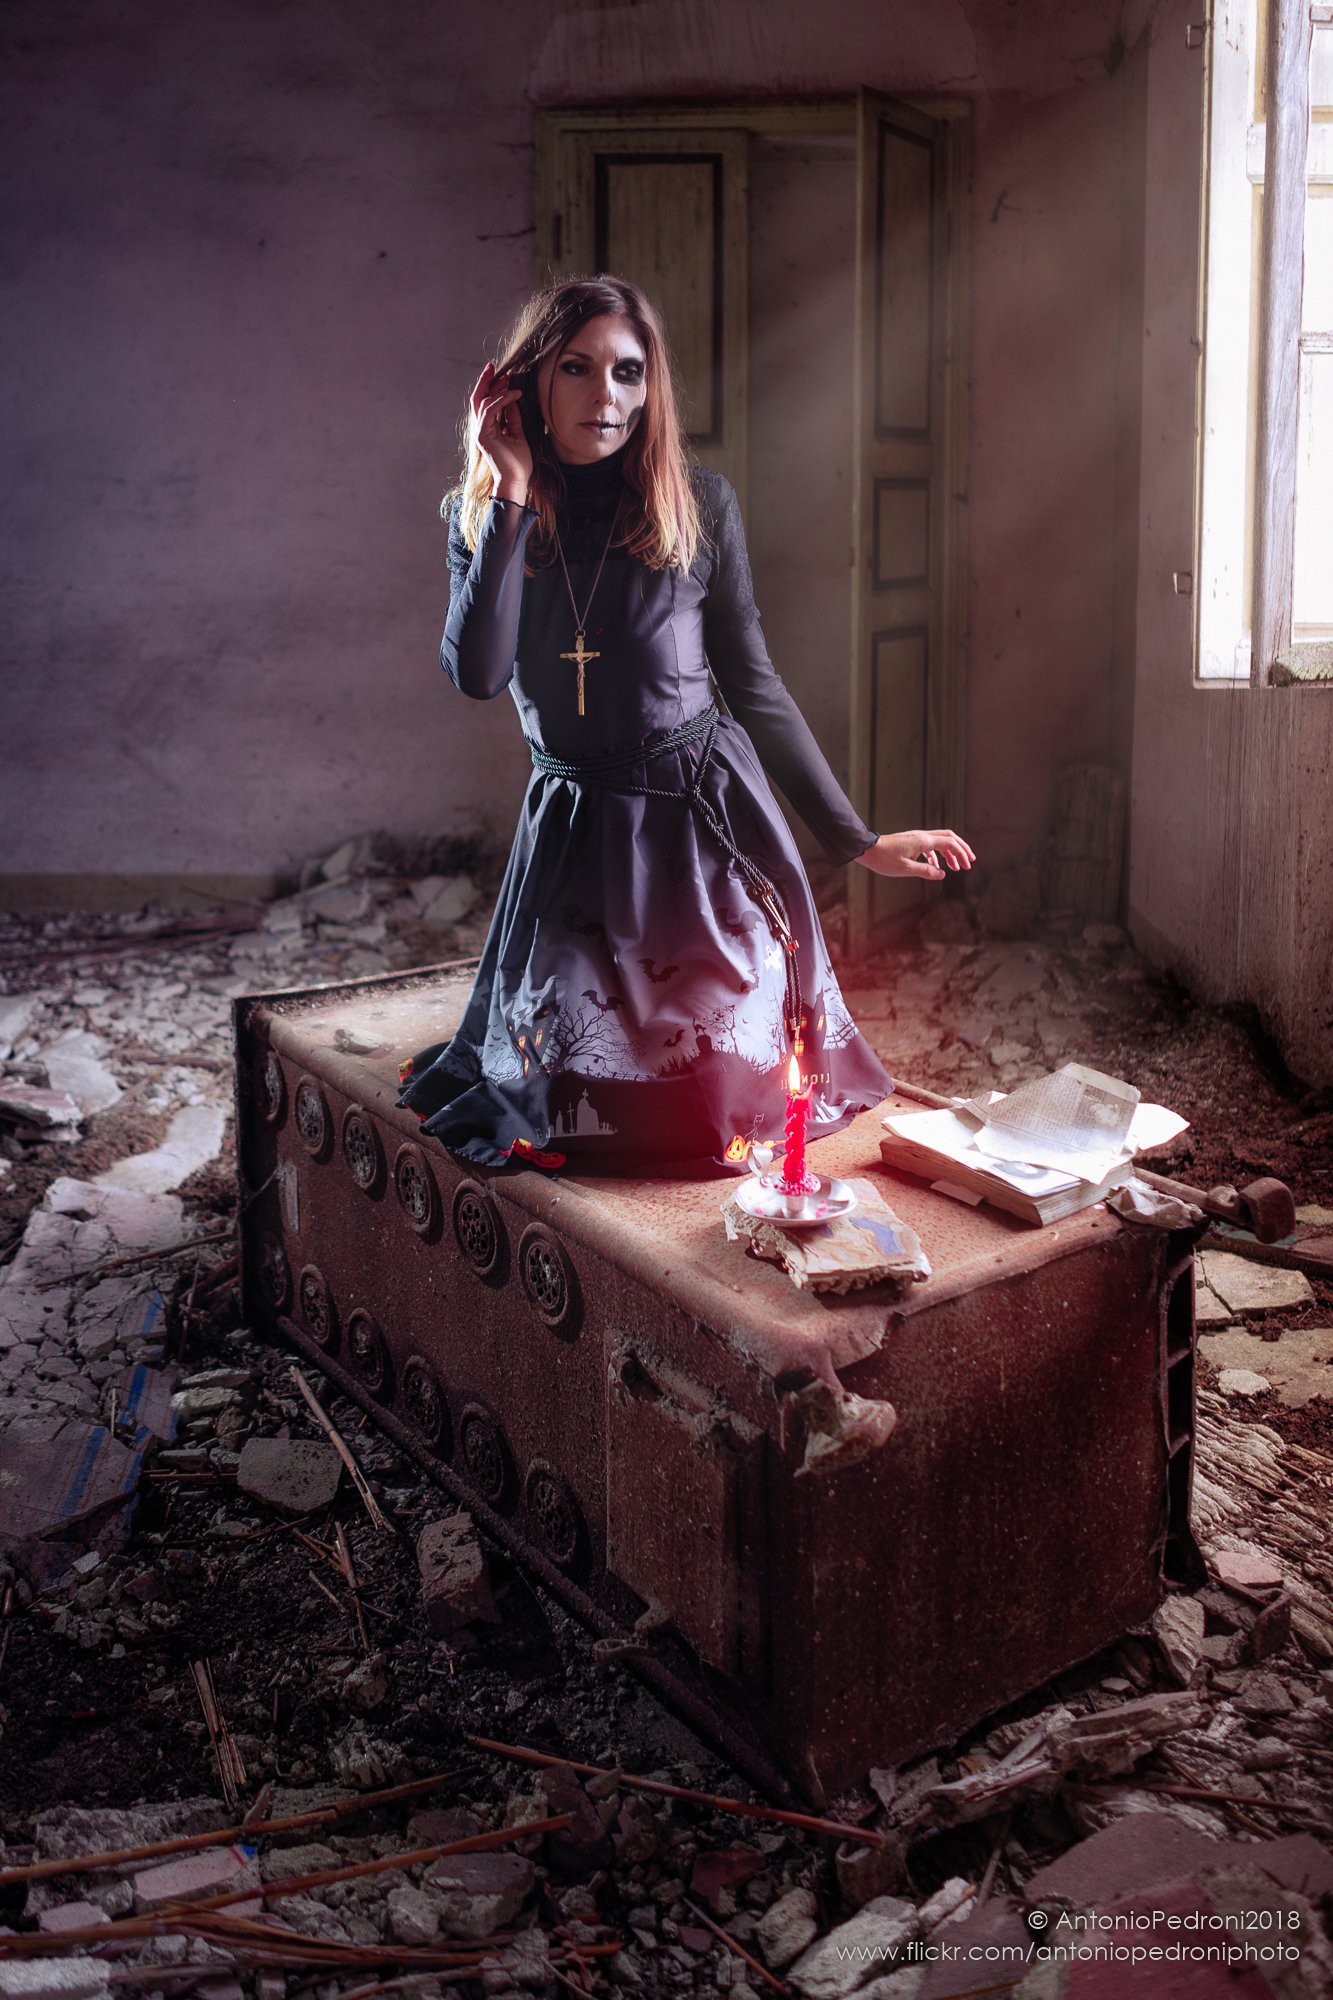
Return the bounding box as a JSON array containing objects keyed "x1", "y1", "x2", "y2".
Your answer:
[{"x1": 879, "y1": 1064, "x2": 1189, "y2": 1225}]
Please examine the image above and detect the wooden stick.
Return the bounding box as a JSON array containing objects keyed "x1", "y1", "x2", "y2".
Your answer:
[
  {"x1": 154, "y1": 1815, "x2": 575, "y2": 1917},
  {"x1": 0, "y1": 1769, "x2": 462, "y2": 1886},
  {"x1": 334, "y1": 1521, "x2": 371, "y2": 1654},
  {"x1": 683, "y1": 1897, "x2": 789, "y2": 1995},
  {"x1": 189, "y1": 1658, "x2": 245, "y2": 1808},
  {"x1": 464, "y1": 1734, "x2": 886, "y2": 1848},
  {"x1": 289, "y1": 1363, "x2": 387, "y2": 1530}
]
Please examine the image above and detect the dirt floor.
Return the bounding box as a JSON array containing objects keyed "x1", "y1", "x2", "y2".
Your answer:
[{"x1": 1, "y1": 871, "x2": 1331, "y2": 1999}]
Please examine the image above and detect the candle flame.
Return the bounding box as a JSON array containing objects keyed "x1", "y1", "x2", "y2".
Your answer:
[{"x1": 787, "y1": 1054, "x2": 803, "y2": 1092}]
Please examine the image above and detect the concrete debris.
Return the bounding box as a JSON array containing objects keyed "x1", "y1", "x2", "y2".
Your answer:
[
  {"x1": 1199, "y1": 1248, "x2": 1316, "y2": 1314},
  {"x1": 236, "y1": 1435, "x2": 342, "y2": 1513},
  {"x1": 423, "y1": 1850, "x2": 537, "y2": 1938},
  {"x1": 755, "y1": 1885, "x2": 819, "y2": 1970},
  {"x1": 416, "y1": 1508, "x2": 499, "y2": 1634},
  {"x1": 39, "y1": 1031, "x2": 123, "y2": 1116},
  {"x1": 95, "y1": 1103, "x2": 227, "y2": 1196},
  {"x1": 0, "y1": 1083, "x2": 82, "y2": 1131},
  {"x1": 1151, "y1": 1593, "x2": 1205, "y2": 1684},
  {"x1": 0, "y1": 991, "x2": 41, "y2": 1057},
  {"x1": 410, "y1": 874, "x2": 479, "y2": 930},
  {"x1": 0, "y1": 1964, "x2": 113, "y2": 1999},
  {"x1": 921, "y1": 1691, "x2": 1207, "y2": 1827},
  {"x1": 788, "y1": 1894, "x2": 917, "y2": 1999},
  {"x1": 1, "y1": 892, "x2": 1331, "y2": 2000}
]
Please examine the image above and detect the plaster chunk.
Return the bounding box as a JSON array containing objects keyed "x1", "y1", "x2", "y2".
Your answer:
[{"x1": 1218, "y1": 1369, "x2": 1271, "y2": 1397}]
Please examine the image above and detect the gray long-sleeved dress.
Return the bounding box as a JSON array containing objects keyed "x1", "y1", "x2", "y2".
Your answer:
[{"x1": 397, "y1": 447, "x2": 892, "y2": 1171}]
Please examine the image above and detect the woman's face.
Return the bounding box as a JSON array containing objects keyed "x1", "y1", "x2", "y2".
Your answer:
[{"x1": 537, "y1": 312, "x2": 649, "y2": 465}]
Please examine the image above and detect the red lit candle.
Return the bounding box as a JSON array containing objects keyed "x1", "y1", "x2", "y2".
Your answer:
[{"x1": 777, "y1": 1053, "x2": 819, "y2": 1195}]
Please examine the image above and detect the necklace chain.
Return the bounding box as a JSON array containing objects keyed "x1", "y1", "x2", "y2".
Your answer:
[
  {"x1": 553, "y1": 499, "x2": 622, "y2": 717},
  {"x1": 553, "y1": 498, "x2": 622, "y2": 632}
]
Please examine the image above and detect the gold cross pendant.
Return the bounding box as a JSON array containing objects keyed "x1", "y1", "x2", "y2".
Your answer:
[{"x1": 559, "y1": 630, "x2": 601, "y2": 716}]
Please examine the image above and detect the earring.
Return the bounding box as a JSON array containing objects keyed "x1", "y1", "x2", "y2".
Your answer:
[{"x1": 542, "y1": 421, "x2": 549, "y2": 436}]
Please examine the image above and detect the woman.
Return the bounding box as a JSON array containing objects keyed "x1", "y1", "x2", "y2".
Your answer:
[{"x1": 398, "y1": 276, "x2": 973, "y2": 1173}]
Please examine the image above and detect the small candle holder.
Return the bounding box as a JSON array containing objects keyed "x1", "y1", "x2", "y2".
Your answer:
[{"x1": 734, "y1": 1163, "x2": 858, "y2": 1229}]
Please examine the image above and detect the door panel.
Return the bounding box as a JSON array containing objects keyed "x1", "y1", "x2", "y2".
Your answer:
[
  {"x1": 545, "y1": 127, "x2": 748, "y2": 503},
  {"x1": 850, "y1": 92, "x2": 956, "y2": 943}
]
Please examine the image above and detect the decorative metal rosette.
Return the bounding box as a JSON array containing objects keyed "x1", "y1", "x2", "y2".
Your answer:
[
  {"x1": 517, "y1": 1224, "x2": 582, "y2": 1337},
  {"x1": 393, "y1": 1143, "x2": 440, "y2": 1238},
  {"x1": 341, "y1": 1104, "x2": 385, "y2": 1197},
  {"x1": 452, "y1": 1179, "x2": 508, "y2": 1283},
  {"x1": 293, "y1": 1076, "x2": 333, "y2": 1161}
]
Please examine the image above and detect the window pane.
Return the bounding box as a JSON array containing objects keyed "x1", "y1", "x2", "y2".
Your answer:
[
  {"x1": 1313, "y1": 23, "x2": 1333, "y2": 115},
  {"x1": 1306, "y1": 188, "x2": 1333, "y2": 331},
  {"x1": 1293, "y1": 348, "x2": 1333, "y2": 636}
]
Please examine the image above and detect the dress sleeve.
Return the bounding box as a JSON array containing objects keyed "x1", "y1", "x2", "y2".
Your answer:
[
  {"x1": 700, "y1": 478, "x2": 880, "y2": 866},
  {"x1": 441, "y1": 496, "x2": 538, "y2": 700}
]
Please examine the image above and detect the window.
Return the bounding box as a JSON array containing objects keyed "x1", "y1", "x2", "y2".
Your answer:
[{"x1": 1196, "y1": 0, "x2": 1332, "y2": 683}]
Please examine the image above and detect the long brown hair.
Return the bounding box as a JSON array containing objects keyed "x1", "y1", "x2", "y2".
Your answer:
[{"x1": 451, "y1": 275, "x2": 701, "y2": 571}]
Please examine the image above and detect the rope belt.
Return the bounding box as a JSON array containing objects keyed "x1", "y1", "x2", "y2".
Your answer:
[{"x1": 527, "y1": 703, "x2": 804, "y2": 1045}]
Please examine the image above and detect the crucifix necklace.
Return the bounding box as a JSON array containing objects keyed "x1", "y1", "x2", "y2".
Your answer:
[{"x1": 554, "y1": 501, "x2": 621, "y2": 717}]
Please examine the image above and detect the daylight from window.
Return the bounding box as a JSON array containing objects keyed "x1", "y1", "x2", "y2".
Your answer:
[{"x1": 1197, "y1": 0, "x2": 1332, "y2": 678}]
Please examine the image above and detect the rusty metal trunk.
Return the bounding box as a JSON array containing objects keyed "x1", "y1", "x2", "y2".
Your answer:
[{"x1": 234, "y1": 965, "x2": 1201, "y2": 1806}]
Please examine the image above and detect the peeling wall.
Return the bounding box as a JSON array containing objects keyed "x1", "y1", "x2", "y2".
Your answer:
[
  {"x1": 1, "y1": 0, "x2": 1154, "y2": 894},
  {"x1": 1129, "y1": 0, "x2": 1333, "y2": 1085}
]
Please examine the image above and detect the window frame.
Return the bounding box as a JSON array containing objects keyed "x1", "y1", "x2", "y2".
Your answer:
[{"x1": 1195, "y1": 0, "x2": 1328, "y2": 687}]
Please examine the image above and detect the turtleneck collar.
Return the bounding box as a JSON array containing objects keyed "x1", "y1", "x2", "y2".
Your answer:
[{"x1": 554, "y1": 441, "x2": 630, "y2": 509}]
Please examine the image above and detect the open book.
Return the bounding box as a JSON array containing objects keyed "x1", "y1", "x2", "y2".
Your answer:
[{"x1": 879, "y1": 1067, "x2": 1189, "y2": 1226}]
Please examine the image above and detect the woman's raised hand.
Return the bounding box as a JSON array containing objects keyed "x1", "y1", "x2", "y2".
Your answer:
[
  {"x1": 856, "y1": 829, "x2": 976, "y2": 881},
  {"x1": 471, "y1": 361, "x2": 533, "y2": 505}
]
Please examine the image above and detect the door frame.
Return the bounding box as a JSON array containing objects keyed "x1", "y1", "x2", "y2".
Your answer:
[{"x1": 535, "y1": 100, "x2": 970, "y2": 943}]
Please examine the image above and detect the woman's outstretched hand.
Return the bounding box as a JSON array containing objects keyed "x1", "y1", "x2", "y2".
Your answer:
[
  {"x1": 471, "y1": 361, "x2": 533, "y2": 505},
  {"x1": 856, "y1": 829, "x2": 976, "y2": 881}
]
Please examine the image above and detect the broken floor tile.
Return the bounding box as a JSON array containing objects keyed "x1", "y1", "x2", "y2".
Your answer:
[
  {"x1": 95, "y1": 1103, "x2": 227, "y2": 1197},
  {"x1": 111, "y1": 1360, "x2": 180, "y2": 1443},
  {"x1": 35, "y1": 1903, "x2": 107, "y2": 1935},
  {"x1": 1198, "y1": 1249, "x2": 1315, "y2": 1315},
  {"x1": 1212, "y1": 1550, "x2": 1285, "y2": 1591},
  {"x1": 133, "y1": 1843, "x2": 259, "y2": 1912},
  {"x1": 1191, "y1": 1278, "x2": 1234, "y2": 1330},
  {"x1": 1200, "y1": 1325, "x2": 1333, "y2": 1408},
  {"x1": 236, "y1": 1437, "x2": 341, "y2": 1514},
  {"x1": 0, "y1": 1419, "x2": 146, "y2": 1551}
]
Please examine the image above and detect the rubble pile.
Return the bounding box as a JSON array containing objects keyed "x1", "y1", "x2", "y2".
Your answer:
[{"x1": 2, "y1": 853, "x2": 1332, "y2": 1997}]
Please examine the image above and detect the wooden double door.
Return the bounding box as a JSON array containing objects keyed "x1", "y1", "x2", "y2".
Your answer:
[{"x1": 537, "y1": 97, "x2": 968, "y2": 949}]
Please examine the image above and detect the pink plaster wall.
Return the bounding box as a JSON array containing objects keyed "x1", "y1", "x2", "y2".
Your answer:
[
  {"x1": 1, "y1": 0, "x2": 1155, "y2": 891},
  {"x1": 1129, "y1": 0, "x2": 1333, "y2": 1084}
]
